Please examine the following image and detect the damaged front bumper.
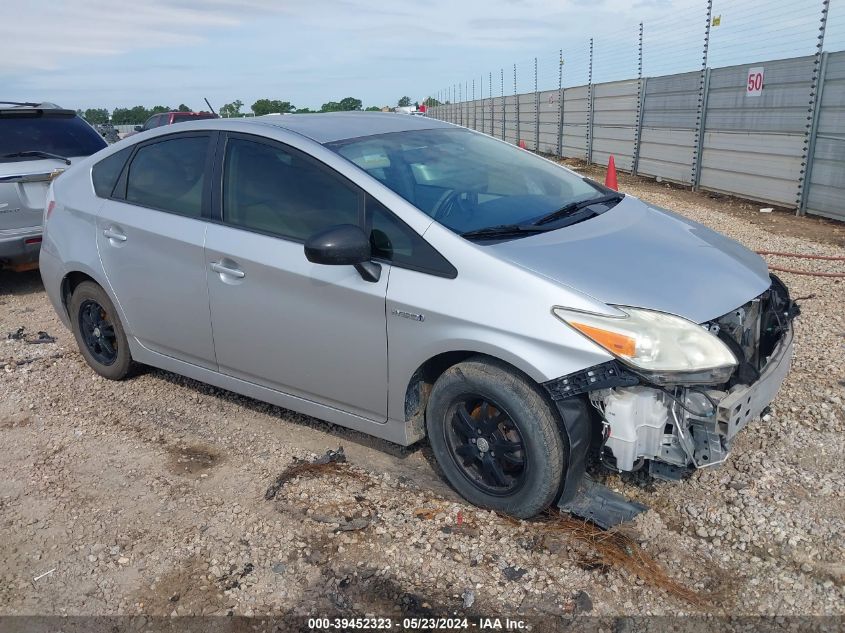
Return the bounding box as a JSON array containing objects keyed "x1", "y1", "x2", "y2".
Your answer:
[
  {"x1": 543, "y1": 279, "x2": 797, "y2": 527},
  {"x1": 599, "y1": 322, "x2": 794, "y2": 481}
]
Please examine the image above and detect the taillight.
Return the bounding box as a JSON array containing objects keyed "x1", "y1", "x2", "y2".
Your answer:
[{"x1": 46, "y1": 200, "x2": 56, "y2": 220}]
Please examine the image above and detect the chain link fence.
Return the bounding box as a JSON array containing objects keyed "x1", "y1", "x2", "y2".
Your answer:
[{"x1": 426, "y1": 0, "x2": 844, "y2": 220}]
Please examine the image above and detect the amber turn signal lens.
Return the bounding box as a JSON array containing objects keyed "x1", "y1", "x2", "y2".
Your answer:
[{"x1": 570, "y1": 322, "x2": 637, "y2": 357}]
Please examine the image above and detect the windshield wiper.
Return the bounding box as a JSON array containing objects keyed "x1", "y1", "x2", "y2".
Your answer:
[
  {"x1": 460, "y1": 223, "x2": 547, "y2": 241},
  {"x1": 531, "y1": 192, "x2": 624, "y2": 226},
  {"x1": 0, "y1": 151, "x2": 71, "y2": 165}
]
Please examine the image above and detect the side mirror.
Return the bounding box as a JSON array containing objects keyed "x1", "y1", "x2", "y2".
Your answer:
[
  {"x1": 304, "y1": 224, "x2": 381, "y2": 282},
  {"x1": 134, "y1": 125, "x2": 143, "y2": 132}
]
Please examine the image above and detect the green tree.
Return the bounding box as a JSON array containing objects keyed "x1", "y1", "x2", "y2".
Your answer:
[
  {"x1": 251, "y1": 99, "x2": 295, "y2": 116},
  {"x1": 149, "y1": 105, "x2": 171, "y2": 115},
  {"x1": 111, "y1": 106, "x2": 151, "y2": 125},
  {"x1": 220, "y1": 100, "x2": 244, "y2": 118},
  {"x1": 397, "y1": 96, "x2": 411, "y2": 107},
  {"x1": 110, "y1": 108, "x2": 129, "y2": 125},
  {"x1": 177, "y1": 103, "x2": 192, "y2": 112},
  {"x1": 83, "y1": 108, "x2": 110, "y2": 124},
  {"x1": 323, "y1": 97, "x2": 362, "y2": 112},
  {"x1": 338, "y1": 97, "x2": 362, "y2": 111},
  {"x1": 423, "y1": 96, "x2": 441, "y2": 107},
  {"x1": 131, "y1": 105, "x2": 152, "y2": 123},
  {"x1": 364, "y1": 106, "x2": 381, "y2": 111},
  {"x1": 294, "y1": 107, "x2": 314, "y2": 113}
]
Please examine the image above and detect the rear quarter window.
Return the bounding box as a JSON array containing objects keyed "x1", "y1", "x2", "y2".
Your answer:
[
  {"x1": 0, "y1": 113, "x2": 107, "y2": 158},
  {"x1": 92, "y1": 147, "x2": 132, "y2": 198}
]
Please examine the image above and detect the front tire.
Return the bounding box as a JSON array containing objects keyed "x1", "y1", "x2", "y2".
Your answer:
[
  {"x1": 69, "y1": 281, "x2": 133, "y2": 380},
  {"x1": 426, "y1": 357, "x2": 566, "y2": 518}
]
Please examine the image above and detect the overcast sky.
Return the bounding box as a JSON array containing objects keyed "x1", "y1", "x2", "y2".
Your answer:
[{"x1": 1, "y1": 0, "x2": 839, "y2": 112}]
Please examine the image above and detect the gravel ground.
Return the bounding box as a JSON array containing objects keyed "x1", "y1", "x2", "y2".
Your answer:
[{"x1": 0, "y1": 171, "x2": 843, "y2": 623}]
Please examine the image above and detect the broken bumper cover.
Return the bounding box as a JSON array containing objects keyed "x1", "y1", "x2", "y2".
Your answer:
[{"x1": 718, "y1": 324, "x2": 793, "y2": 442}]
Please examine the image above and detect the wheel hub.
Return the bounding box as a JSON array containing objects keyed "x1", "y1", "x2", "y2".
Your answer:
[
  {"x1": 445, "y1": 397, "x2": 527, "y2": 496},
  {"x1": 78, "y1": 299, "x2": 118, "y2": 366}
]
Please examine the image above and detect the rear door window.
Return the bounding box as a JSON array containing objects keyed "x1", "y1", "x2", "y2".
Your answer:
[
  {"x1": 222, "y1": 136, "x2": 360, "y2": 241},
  {"x1": 125, "y1": 135, "x2": 210, "y2": 217},
  {"x1": 0, "y1": 111, "x2": 107, "y2": 159}
]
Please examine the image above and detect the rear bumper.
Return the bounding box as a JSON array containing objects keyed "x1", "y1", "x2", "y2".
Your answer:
[
  {"x1": 38, "y1": 245, "x2": 71, "y2": 329},
  {"x1": 0, "y1": 226, "x2": 42, "y2": 268}
]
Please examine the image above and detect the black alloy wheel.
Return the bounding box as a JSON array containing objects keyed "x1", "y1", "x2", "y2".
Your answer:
[
  {"x1": 78, "y1": 299, "x2": 118, "y2": 365},
  {"x1": 445, "y1": 397, "x2": 527, "y2": 496},
  {"x1": 426, "y1": 357, "x2": 566, "y2": 518},
  {"x1": 69, "y1": 280, "x2": 133, "y2": 380}
]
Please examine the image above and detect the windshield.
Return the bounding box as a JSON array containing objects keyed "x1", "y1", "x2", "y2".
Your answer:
[
  {"x1": 0, "y1": 112, "x2": 107, "y2": 160},
  {"x1": 327, "y1": 128, "x2": 605, "y2": 235}
]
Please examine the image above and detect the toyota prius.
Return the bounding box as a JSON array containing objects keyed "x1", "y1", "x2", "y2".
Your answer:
[{"x1": 40, "y1": 113, "x2": 797, "y2": 523}]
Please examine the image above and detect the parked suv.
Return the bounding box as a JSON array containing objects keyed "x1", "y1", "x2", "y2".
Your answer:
[
  {"x1": 1, "y1": 102, "x2": 107, "y2": 271},
  {"x1": 39, "y1": 114, "x2": 797, "y2": 524},
  {"x1": 134, "y1": 111, "x2": 218, "y2": 133}
]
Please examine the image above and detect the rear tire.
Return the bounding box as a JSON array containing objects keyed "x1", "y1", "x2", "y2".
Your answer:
[
  {"x1": 426, "y1": 357, "x2": 565, "y2": 518},
  {"x1": 69, "y1": 281, "x2": 133, "y2": 380}
]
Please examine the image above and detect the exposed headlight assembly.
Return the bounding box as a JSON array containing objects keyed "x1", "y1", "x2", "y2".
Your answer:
[{"x1": 553, "y1": 306, "x2": 737, "y2": 385}]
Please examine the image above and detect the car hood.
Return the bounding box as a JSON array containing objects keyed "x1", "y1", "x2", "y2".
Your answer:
[{"x1": 486, "y1": 196, "x2": 772, "y2": 323}]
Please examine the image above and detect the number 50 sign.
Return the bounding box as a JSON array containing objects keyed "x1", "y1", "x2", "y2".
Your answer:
[{"x1": 747, "y1": 67, "x2": 765, "y2": 97}]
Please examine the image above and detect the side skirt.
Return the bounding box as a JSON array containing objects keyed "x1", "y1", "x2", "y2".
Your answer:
[{"x1": 128, "y1": 340, "x2": 416, "y2": 446}]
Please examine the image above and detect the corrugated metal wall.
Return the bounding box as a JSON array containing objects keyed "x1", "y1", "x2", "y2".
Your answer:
[
  {"x1": 699, "y1": 56, "x2": 814, "y2": 206},
  {"x1": 426, "y1": 51, "x2": 844, "y2": 219},
  {"x1": 562, "y1": 85, "x2": 589, "y2": 160},
  {"x1": 591, "y1": 80, "x2": 640, "y2": 172},
  {"x1": 806, "y1": 51, "x2": 845, "y2": 221},
  {"x1": 538, "y1": 89, "x2": 560, "y2": 155},
  {"x1": 636, "y1": 72, "x2": 700, "y2": 184}
]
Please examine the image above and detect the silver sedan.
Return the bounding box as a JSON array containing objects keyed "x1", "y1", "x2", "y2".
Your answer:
[{"x1": 40, "y1": 113, "x2": 797, "y2": 523}]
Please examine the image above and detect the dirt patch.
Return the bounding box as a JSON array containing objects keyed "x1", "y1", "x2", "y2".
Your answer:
[
  {"x1": 166, "y1": 444, "x2": 222, "y2": 476},
  {"x1": 136, "y1": 556, "x2": 226, "y2": 616},
  {"x1": 0, "y1": 413, "x2": 33, "y2": 429}
]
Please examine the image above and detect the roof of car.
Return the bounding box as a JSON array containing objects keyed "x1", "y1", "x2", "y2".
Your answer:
[
  {"x1": 0, "y1": 101, "x2": 65, "y2": 110},
  {"x1": 250, "y1": 111, "x2": 453, "y2": 144}
]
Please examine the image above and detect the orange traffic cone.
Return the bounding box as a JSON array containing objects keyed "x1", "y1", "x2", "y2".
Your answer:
[
  {"x1": 605, "y1": 155, "x2": 618, "y2": 191},
  {"x1": 519, "y1": 139, "x2": 526, "y2": 149}
]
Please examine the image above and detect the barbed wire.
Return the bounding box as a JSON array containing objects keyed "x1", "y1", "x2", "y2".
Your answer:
[{"x1": 427, "y1": 0, "x2": 838, "y2": 104}]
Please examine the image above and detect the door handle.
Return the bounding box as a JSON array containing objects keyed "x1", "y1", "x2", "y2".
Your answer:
[
  {"x1": 210, "y1": 261, "x2": 246, "y2": 279},
  {"x1": 103, "y1": 228, "x2": 127, "y2": 242}
]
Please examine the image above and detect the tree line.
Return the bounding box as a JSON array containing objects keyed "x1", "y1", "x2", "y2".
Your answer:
[
  {"x1": 77, "y1": 104, "x2": 195, "y2": 125},
  {"x1": 79, "y1": 96, "x2": 442, "y2": 125}
]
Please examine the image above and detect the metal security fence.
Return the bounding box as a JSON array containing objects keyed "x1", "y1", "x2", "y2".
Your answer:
[
  {"x1": 806, "y1": 50, "x2": 845, "y2": 220},
  {"x1": 426, "y1": 0, "x2": 845, "y2": 220}
]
